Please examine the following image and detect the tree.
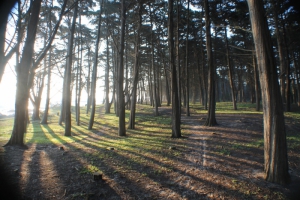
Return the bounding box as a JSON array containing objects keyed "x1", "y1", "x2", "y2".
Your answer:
[
  {"x1": 5, "y1": 0, "x2": 42, "y2": 146},
  {"x1": 88, "y1": 0, "x2": 104, "y2": 130},
  {"x1": 246, "y1": 0, "x2": 289, "y2": 185},
  {"x1": 118, "y1": 0, "x2": 126, "y2": 136},
  {"x1": 169, "y1": 0, "x2": 181, "y2": 138},
  {"x1": 203, "y1": 0, "x2": 217, "y2": 126},
  {"x1": 185, "y1": 0, "x2": 190, "y2": 116},
  {"x1": 128, "y1": 0, "x2": 142, "y2": 129},
  {"x1": 64, "y1": 1, "x2": 78, "y2": 136}
]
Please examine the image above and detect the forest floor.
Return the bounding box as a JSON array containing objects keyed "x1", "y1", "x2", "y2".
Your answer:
[{"x1": 0, "y1": 103, "x2": 300, "y2": 200}]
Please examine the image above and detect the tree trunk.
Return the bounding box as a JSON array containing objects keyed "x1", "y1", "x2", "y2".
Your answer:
[
  {"x1": 169, "y1": 0, "x2": 181, "y2": 138},
  {"x1": 253, "y1": 53, "x2": 260, "y2": 111},
  {"x1": 64, "y1": 1, "x2": 78, "y2": 136},
  {"x1": 185, "y1": 0, "x2": 190, "y2": 116},
  {"x1": 283, "y1": 26, "x2": 291, "y2": 112},
  {"x1": 88, "y1": 0, "x2": 104, "y2": 130},
  {"x1": 86, "y1": 48, "x2": 91, "y2": 114},
  {"x1": 271, "y1": 0, "x2": 286, "y2": 104},
  {"x1": 128, "y1": 1, "x2": 142, "y2": 129},
  {"x1": 149, "y1": 9, "x2": 159, "y2": 116},
  {"x1": 118, "y1": 0, "x2": 126, "y2": 136},
  {"x1": 176, "y1": 0, "x2": 182, "y2": 116},
  {"x1": 247, "y1": 0, "x2": 289, "y2": 185},
  {"x1": 225, "y1": 26, "x2": 237, "y2": 110},
  {"x1": 41, "y1": 48, "x2": 52, "y2": 124},
  {"x1": 203, "y1": 0, "x2": 217, "y2": 126},
  {"x1": 5, "y1": 0, "x2": 42, "y2": 146}
]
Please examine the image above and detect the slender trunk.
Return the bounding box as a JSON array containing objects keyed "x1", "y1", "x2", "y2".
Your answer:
[
  {"x1": 176, "y1": 0, "x2": 181, "y2": 116},
  {"x1": 247, "y1": 0, "x2": 289, "y2": 185},
  {"x1": 169, "y1": 0, "x2": 181, "y2": 138},
  {"x1": 271, "y1": 0, "x2": 286, "y2": 104},
  {"x1": 64, "y1": 2, "x2": 78, "y2": 136},
  {"x1": 118, "y1": 0, "x2": 126, "y2": 136},
  {"x1": 225, "y1": 26, "x2": 237, "y2": 110},
  {"x1": 128, "y1": 1, "x2": 142, "y2": 129},
  {"x1": 105, "y1": 34, "x2": 110, "y2": 113},
  {"x1": 253, "y1": 53, "x2": 260, "y2": 111},
  {"x1": 185, "y1": 0, "x2": 190, "y2": 116},
  {"x1": 204, "y1": 0, "x2": 217, "y2": 126},
  {"x1": 41, "y1": 49, "x2": 52, "y2": 124},
  {"x1": 283, "y1": 25, "x2": 291, "y2": 111},
  {"x1": 88, "y1": 0, "x2": 104, "y2": 130}
]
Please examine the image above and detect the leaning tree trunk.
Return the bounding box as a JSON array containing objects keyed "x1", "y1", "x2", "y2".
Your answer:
[
  {"x1": 5, "y1": 0, "x2": 42, "y2": 146},
  {"x1": 203, "y1": 0, "x2": 217, "y2": 126},
  {"x1": 247, "y1": 0, "x2": 289, "y2": 185},
  {"x1": 88, "y1": 0, "x2": 104, "y2": 130},
  {"x1": 169, "y1": 0, "x2": 181, "y2": 138},
  {"x1": 128, "y1": 1, "x2": 142, "y2": 129}
]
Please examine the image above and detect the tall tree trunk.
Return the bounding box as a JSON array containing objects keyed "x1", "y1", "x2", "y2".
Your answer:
[
  {"x1": 76, "y1": 17, "x2": 83, "y2": 126},
  {"x1": 5, "y1": 0, "x2": 42, "y2": 146},
  {"x1": 247, "y1": 0, "x2": 289, "y2": 185},
  {"x1": 203, "y1": 0, "x2": 217, "y2": 126},
  {"x1": 86, "y1": 47, "x2": 91, "y2": 114},
  {"x1": 176, "y1": 0, "x2": 182, "y2": 116},
  {"x1": 253, "y1": 53, "x2": 260, "y2": 111},
  {"x1": 128, "y1": 1, "x2": 142, "y2": 129},
  {"x1": 88, "y1": 0, "x2": 104, "y2": 130},
  {"x1": 41, "y1": 48, "x2": 52, "y2": 124},
  {"x1": 283, "y1": 25, "x2": 291, "y2": 112},
  {"x1": 163, "y1": 58, "x2": 171, "y2": 106},
  {"x1": 185, "y1": 0, "x2": 190, "y2": 116},
  {"x1": 105, "y1": 34, "x2": 110, "y2": 113},
  {"x1": 149, "y1": 8, "x2": 159, "y2": 116},
  {"x1": 169, "y1": 0, "x2": 181, "y2": 138},
  {"x1": 271, "y1": 0, "x2": 286, "y2": 104},
  {"x1": 118, "y1": 0, "x2": 126, "y2": 136},
  {"x1": 225, "y1": 26, "x2": 237, "y2": 110},
  {"x1": 64, "y1": 1, "x2": 78, "y2": 136}
]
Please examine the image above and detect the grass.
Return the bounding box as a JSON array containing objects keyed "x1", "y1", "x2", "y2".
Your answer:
[{"x1": 0, "y1": 102, "x2": 299, "y2": 199}]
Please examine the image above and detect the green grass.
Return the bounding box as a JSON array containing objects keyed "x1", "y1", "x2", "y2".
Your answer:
[{"x1": 0, "y1": 102, "x2": 298, "y2": 200}]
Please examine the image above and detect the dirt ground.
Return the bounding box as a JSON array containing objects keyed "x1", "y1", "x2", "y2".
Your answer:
[{"x1": 1, "y1": 106, "x2": 300, "y2": 200}]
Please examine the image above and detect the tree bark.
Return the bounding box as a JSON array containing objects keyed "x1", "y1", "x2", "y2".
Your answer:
[
  {"x1": 5, "y1": 0, "x2": 42, "y2": 146},
  {"x1": 169, "y1": 0, "x2": 181, "y2": 138},
  {"x1": 128, "y1": 1, "x2": 142, "y2": 129},
  {"x1": 88, "y1": 0, "x2": 104, "y2": 130},
  {"x1": 224, "y1": 26, "x2": 237, "y2": 110},
  {"x1": 176, "y1": 0, "x2": 182, "y2": 116},
  {"x1": 203, "y1": 0, "x2": 217, "y2": 126},
  {"x1": 64, "y1": 1, "x2": 78, "y2": 136},
  {"x1": 118, "y1": 0, "x2": 126, "y2": 136},
  {"x1": 185, "y1": 0, "x2": 190, "y2": 116},
  {"x1": 247, "y1": 0, "x2": 289, "y2": 185}
]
